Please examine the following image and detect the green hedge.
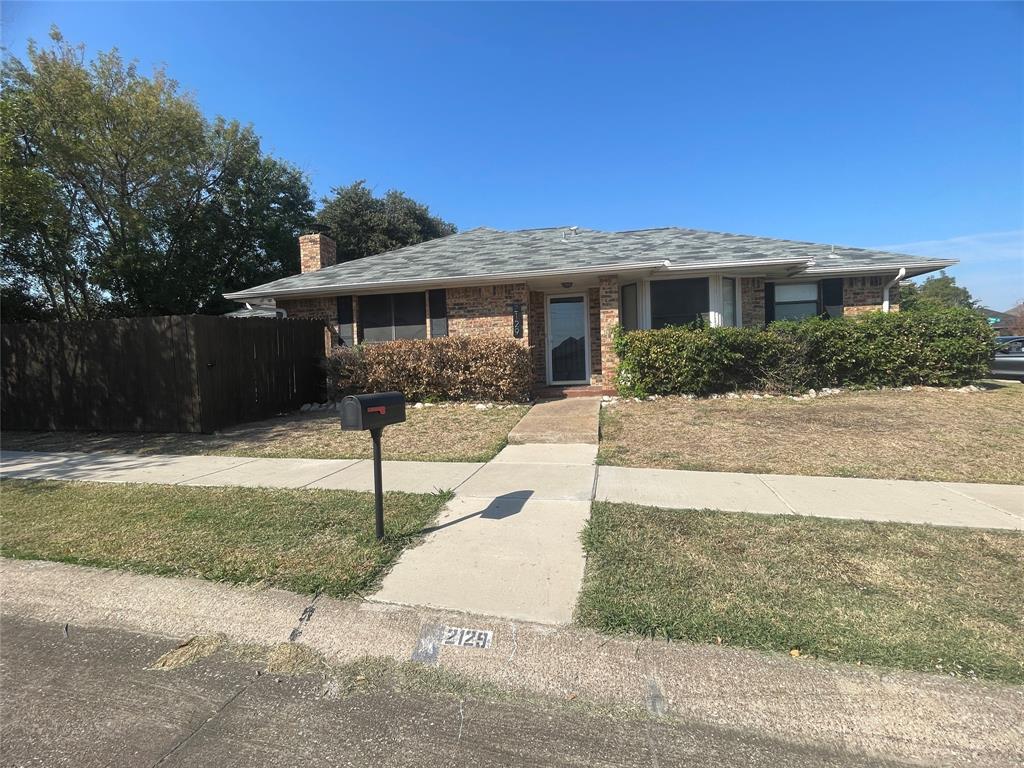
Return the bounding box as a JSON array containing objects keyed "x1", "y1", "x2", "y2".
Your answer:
[
  {"x1": 326, "y1": 334, "x2": 533, "y2": 402},
  {"x1": 613, "y1": 308, "x2": 995, "y2": 398}
]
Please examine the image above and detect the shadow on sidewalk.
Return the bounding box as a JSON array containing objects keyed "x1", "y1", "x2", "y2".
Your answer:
[{"x1": 421, "y1": 491, "x2": 533, "y2": 533}]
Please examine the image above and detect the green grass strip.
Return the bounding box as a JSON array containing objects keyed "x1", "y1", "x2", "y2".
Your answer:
[
  {"x1": 1, "y1": 479, "x2": 449, "y2": 597},
  {"x1": 577, "y1": 501, "x2": 1024, "y2": 684}
]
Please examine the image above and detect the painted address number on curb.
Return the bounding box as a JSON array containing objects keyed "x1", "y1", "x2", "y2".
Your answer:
[{"x1": 442, "y1": 627, "x2": 492, "y2": 649}]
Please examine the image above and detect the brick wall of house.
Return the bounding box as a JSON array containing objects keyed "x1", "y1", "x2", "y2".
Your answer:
[
  {"x1": 447, "y1": 283, "x2": 530, "y2": 339},
  {"x1": 528, "y1": 291, "x2": 546, "y2": 385},
  {"x1": 597, "y1": 275, "x2": 619, "y2": 385},
  {"x1": 741, "y1": 278, "x2": 766, "y2": 327},
  {"x1": 277, "y1": 296, "x2": 337, "y2": 322},
  {"x1": 588, "y1": 287, "x2": 602, "y2": 378},
  {"x1": 843, "y1": 276, "x2": 899, "y2": 315}
]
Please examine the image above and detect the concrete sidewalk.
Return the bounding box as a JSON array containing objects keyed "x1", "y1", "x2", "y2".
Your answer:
[
  {"x1": 4, "y1": 558, "x2": 1021, "y2": 768},
  {"x1": 4, "y1": 446, "x2": 1022, "y2": 625},
  {"x1": 595, "y1": 466, "x2": 1024, "y2": 530},
  {"x1": 4, "y1": 448, "x2": 1021, "y2": 530}
]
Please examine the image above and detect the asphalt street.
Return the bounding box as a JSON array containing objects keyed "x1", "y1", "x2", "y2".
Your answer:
[{"x1": 0, "y1": 615, "x2": 908, "y2": 768}]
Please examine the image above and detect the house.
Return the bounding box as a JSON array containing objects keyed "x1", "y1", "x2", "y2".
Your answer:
[{"x1": 224, "y1": 226, "x2": 956, "y2": 389}]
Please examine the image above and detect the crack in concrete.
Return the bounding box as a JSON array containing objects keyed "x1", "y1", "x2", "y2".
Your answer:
[
  {"x1": 288, "y1": 593, "x2": 321, "y2": 642},
  {"x1": 148, "y1": 681, "x2": 250, "y2": 767}
]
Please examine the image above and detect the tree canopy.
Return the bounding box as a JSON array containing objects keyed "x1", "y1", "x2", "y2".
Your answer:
[
  {"x1": 1, "y1": 29, "x2": 315, "y2": 321},
  {"x1": 316, "y1": 180, "x2": 457, "y2": 263},
  {"x1": 901, "y1": 271, "x2": 977, "y2": 312}
]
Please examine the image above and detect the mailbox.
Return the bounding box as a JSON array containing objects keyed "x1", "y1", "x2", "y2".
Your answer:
[
  {"x1": 338, "y1": 391, "x2": 406, "y2": 542},
  {"x1": 340, "y1": 392, "x2": 406, "y2": 431}
]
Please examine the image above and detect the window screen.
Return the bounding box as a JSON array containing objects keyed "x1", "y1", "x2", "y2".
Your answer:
[
  {"x1": 336, "y1": 296, "x2": 354, "y2": 347},
  {"x1": 650, "y1": 278, "x2": 710, "y2": 329},
  {"x1": 773, "y1": 283, "x2": 819, "y2": 321},
  {"x1": 393, "y1": 292, "x2": 427, "y2": 340},
  {"x1": 821, "y1": 278, "x2": 844, "y2": 318},
  {"x1": 358, "y1": 294, "x2": 394, "y2": 343},
  {"x1": 620, "y1": 283, "x2": 639, "y2": 331},
  {"x1": 721, "y1": 277, "x2": 737, "y2": 327},
  {"x1": 428, "y1": 289, "x2": 448, "y2": 337}
]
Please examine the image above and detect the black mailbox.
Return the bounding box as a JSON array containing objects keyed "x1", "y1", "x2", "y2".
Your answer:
[
  {"x1": 339, "y1": 391, "x2": 406, "y2": 542},
  {"x1": 340, "y1": 392, "x2": 406, "y2": 431}
]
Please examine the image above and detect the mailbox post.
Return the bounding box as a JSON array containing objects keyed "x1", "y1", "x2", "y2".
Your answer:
[{"x1": 340, "y1": 392, "x2": 407, "y2": 541}]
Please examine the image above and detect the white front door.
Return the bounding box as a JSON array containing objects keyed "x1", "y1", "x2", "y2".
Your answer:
[{"x1": 546, "y1": 294, "x2": 590, "y2": 385}]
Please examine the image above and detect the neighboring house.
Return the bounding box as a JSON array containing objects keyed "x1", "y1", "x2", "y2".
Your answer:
[{"x1": 224, "y1": 226, "x2": 956, "y2": 388}]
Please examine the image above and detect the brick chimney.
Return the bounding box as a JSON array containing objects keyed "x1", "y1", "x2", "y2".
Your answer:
[{"x1": 299, "y1": 233, "x2": 337, "y2": 273}]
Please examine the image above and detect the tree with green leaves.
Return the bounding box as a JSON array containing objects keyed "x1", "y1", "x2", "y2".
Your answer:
[
  {"x1": 1, "y1": 28, "x2": 314, "y2": 321},
  {"x1": 316, "y1": 180, "x2": 457, "y2": 263},
  {"x1": 900, "y1": 271, "x2": 977, "y2": 312}
]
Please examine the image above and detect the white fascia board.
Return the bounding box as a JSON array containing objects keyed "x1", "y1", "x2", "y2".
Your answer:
[
  {"x1": 223, "y1": 260, "x2": 670, "y2": 301},
  {"x1": 803, "y1": 260, "x2": 958, "y2": 278}
]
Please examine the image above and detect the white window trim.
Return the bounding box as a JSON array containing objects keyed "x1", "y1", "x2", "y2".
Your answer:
[
  {"x1": 640, "y1": 274, "x2": 744, "y2": 329},
  {"x1": 544, "y1": 291, "x2": 591, "y2": 386}
]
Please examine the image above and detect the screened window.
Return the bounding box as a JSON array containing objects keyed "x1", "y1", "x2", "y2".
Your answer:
[
  {"x1": 650, "y1": 278, "x2": 709, "y2": 329},
  {"x1": 428, "y1": 289, "x2": 448, "y2": 337},
  {"x1": 358, "y1": 292, "x2": 427, "y2": 342},
  {"x1": 721, "y1": 277, "x2": 738, "y2": 327},
  {"x1": 336, "y1": 296, "x2": 354, "y2": 347},
  {"x1": 620, "y1": 283, "x2": 639, "y2": 331},
  {"x1": 774, "y1": 283, "x2": 819, "y2": 321}
]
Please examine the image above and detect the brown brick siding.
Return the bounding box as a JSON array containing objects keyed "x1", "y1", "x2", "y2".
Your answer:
[
  {"x1": 843, "y1": 276, "x2": 900, "y2": 315},
  {"x1": 299, "y1": 234, "x2": 336, "y2": 273},
  {"x1": 588, "y1": 287, "x2": 602, "y2": 378},
  {"x1": 447, "y1": 283, "x2": 530, "y2": 339},
  {"x1": 741, "y1": 278, "x2": 765, "y2": 327},
  {"x1": 277, "y1": 296, "x2": 336, "y2": 322},
  {"x1": 597, "y1": 276, "x2": 619, "y2": 385}
]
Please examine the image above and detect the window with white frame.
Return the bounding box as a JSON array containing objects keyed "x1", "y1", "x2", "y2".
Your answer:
[
  {"x1": 773, "y1": 283, "x2": 819, "y2": 321},
  {"x1": 650, "y1": 277, "x2": 710, "y2": 328},
  {"x1": 721, "y1": 277, "x2": 738, "y2": 327}
]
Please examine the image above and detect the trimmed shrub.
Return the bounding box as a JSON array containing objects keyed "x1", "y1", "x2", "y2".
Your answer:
[
  {"x1": 613, "y1": 308, "x2": 995, "y2": 397},
  {"x1": 326, "y1": 335, "x2": 532, "y2": 402}
]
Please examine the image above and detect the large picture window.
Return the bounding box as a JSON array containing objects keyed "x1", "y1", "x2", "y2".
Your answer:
[
  {"x1": 650, "y1": 277, "x2": 709, "y2": 328},
  {"x1": 358, "y1": 291, "x2": 427, "y2": 342}
]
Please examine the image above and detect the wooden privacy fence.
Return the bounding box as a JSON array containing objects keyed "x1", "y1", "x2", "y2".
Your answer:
[{"x1": 1, "y1": 315, "x2": 328, "y2": 433}]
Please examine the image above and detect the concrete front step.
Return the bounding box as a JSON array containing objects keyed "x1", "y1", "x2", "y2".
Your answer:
[{"x1": 507, "y1": 397, "x2": 601, "y2": 445}]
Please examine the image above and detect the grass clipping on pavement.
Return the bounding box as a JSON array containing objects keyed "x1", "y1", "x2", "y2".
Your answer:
[
  {"x1": 577, "y1": 501, "x2": 1024, "y2": 684},
  {"x1": 0, "y1": 480, "x2": 449, "y2": 597}
]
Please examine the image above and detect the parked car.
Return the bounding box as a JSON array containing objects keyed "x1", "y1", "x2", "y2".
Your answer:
[{"x1": 990, "y1": 336, "x2": 1024, "y2": 381}]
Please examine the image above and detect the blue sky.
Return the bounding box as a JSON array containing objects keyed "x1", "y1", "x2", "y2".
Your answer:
[{"x1": 3, "y1": 1, "x2": 1022, "y2": 309}]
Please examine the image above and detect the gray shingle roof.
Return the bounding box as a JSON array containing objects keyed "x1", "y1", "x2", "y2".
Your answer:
[{"x1": 225, "y1": 226, "x2": 956, "y2": 300}]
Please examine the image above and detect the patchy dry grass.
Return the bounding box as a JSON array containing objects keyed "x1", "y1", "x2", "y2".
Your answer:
[
  {"x1": 0, "y1": 479, "x2": 449, "y2": 597},
  {"x1": 598, "y1": 384, "x2": 1023, "y2": 483},
  {"x1": 577, "y1": 501, "x2": 1024, "y2": 684},
  {"x1": 2, "y1": 403, "x2": 530, "y2": 463}
]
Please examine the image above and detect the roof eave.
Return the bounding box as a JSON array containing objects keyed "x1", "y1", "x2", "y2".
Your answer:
[
  {"x1": 804, "y1": 259, "x2": 958, "y2": 278},
  {"x1": 223, "y1": 260, "x2": 672, "y2": 301}
]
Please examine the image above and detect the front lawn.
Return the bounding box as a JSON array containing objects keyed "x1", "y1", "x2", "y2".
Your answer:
[
  {"x1": 598, "y1": 384, "x2": 1023, "y2": 484},
  {"x1": 577, "y1": 501, "x2": 1024, "y2": 684},
  {"x1": 0, "y1": 480, "x2": 449, "y2": 597},
  {"x1": 2, "y1": 403, "x2": 530, "y2": 463}
]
